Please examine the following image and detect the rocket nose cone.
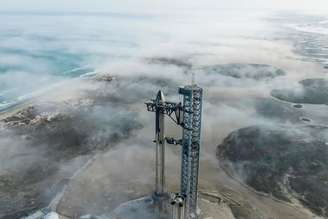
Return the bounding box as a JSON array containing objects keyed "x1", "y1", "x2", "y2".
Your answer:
[{"x1": 156, "y1": 90, "x2": 165, "y2": 102}]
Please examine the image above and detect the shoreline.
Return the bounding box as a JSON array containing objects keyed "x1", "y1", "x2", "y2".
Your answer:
[{"x1": 0, "y1": 101, "x2": 32, "y2": 120}]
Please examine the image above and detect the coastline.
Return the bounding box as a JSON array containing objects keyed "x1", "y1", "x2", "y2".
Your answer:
[{"x1": 0, "y1": 101, "x2": 32, "y2": 120}]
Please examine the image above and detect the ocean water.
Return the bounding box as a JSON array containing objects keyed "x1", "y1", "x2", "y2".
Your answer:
[
  {"x1": 1, "y1": 11, "x2": 327, "y2": 112},
  {"x1": 275, "y1": 13, "x2": 328, "y2": 67},
  {"x1": 0, "y1": 10, "x2": 279, "y2": 112},
  {"x1": 0, "y1": 12, "x2": 154, "y2": 111}
]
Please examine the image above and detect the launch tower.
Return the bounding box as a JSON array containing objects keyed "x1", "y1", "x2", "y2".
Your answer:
[
  {"x1": 146, "y1": 84, "x2": 203, "y2": 219},
  {"x1": 179, "y1": 85, "x2": 203, "y2": 219}
]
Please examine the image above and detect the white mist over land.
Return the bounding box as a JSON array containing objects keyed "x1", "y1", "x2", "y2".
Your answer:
[{"x1": 0, "y1": 1, "x2": 328, "y2": 218}]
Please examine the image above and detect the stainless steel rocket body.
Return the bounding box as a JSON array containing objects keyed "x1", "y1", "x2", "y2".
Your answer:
[{"x1": 155, "y1": 91, "x2": 166, "y2": 195}]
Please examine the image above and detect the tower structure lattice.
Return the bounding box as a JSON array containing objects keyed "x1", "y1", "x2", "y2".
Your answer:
[
  {"x1": 179, "y1": 85, "x2": 203, "y2": 219},
  {"x1": 146, "y1": 84, "x2": 203, "y2": 219}
]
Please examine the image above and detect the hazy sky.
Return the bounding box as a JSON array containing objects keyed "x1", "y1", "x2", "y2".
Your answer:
[{"x1": 1, "y1": 0, "x2": 328, "y2": 13}]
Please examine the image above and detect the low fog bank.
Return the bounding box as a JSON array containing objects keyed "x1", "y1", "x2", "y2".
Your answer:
[
  {"x1": 0, "y1": 10, "x2": 327, "y2": 218},
  {"x1": 0, "y1": 77, "x2": 145, "y2": 218}
]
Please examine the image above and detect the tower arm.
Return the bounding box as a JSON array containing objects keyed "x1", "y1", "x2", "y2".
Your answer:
[{"x1": 145, "y1": 101, "x2": 185, "y2": 126}]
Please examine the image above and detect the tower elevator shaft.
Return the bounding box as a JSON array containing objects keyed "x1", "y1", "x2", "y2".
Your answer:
[{"x1": 179, "y1": 85, "x2": 203, "y2": 219}]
